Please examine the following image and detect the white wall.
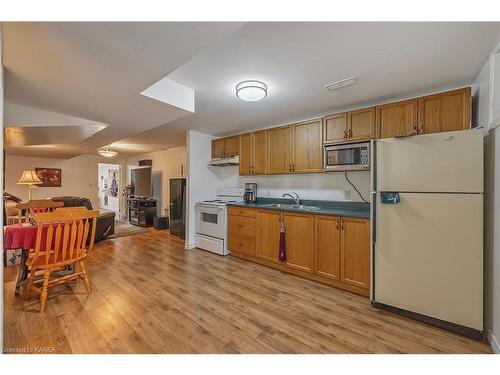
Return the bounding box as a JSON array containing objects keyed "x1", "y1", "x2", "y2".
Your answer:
[
  {"x1": 126, "y1": 146, "x2": 186, "y2": 217},
  {"x1": 185, "y1": 131, "x2": 222, "y2": 249},
  {"x1": 5, "y1": 154, "x2": 127, "y2": 210},
  {"x1": 473, "y1": 50, "x2": 500, "y2": 353},
  {"x1": 211, "y1": 166, "x2": 370, "y2": 202}
]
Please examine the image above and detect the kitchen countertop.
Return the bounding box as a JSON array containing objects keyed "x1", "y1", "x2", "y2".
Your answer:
[{"x1": 227, "y1": 198, "x2": 370, "y2": 219}]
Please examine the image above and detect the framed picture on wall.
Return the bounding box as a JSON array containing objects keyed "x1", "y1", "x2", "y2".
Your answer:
[{"x1": 35, "y1": 168, "x2": 62, "y2": 187}]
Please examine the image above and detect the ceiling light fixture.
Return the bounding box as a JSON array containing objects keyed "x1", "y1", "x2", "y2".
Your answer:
[
  {"x1": 98, "y1": 146, "x2": 118, "y2": 158},
  {"x1": 236, "y1": 80, "x2": 268, "y2": 102},
  {"x1": 325, "y1": 76, "x2": 357, "y2": 91}
]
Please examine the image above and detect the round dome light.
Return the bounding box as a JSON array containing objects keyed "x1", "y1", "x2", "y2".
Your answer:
[{"x1": 236, "y1": 80, "x2": 268, "y2": 102}]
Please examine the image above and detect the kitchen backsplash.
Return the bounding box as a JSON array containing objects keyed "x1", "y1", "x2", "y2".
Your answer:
[{"x1": 209, "y1": 165, "x2": 371, "y2": 202}]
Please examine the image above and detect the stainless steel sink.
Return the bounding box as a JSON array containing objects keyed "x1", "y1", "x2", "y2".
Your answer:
[{"x1": 260, "y1": 203, "x2": 320, "y2": 211}]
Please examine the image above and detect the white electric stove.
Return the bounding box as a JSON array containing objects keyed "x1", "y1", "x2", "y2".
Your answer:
[{"x1": 194, "y1": 187, "x2": 244, "y2": 256}]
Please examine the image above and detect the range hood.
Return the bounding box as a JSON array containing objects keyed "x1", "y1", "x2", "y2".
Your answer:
[{"x1": 209, "y1": 155, "x2": 240, "y2": 167}]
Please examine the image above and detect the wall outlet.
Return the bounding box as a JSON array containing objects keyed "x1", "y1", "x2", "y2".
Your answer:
[{"x1": 344, "y1": 189, "x2": 352, "y2": 200}]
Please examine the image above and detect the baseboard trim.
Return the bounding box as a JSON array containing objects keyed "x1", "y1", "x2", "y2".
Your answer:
[
  {"x1": 487, "y1": 329, "x2": 500, "y2": 353},
  {"x1": 184, "y1": 242, "x2": 196, "y2": 250}
]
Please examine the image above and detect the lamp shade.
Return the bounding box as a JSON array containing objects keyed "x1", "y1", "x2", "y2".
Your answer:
[{"x1": 17, "y1": 170, "x2": 43, "y2": 185}]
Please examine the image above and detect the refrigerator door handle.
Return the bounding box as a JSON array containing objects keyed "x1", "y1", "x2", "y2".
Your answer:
[{"x1": 371, "y1": 191, "x2": 377, "y2": 243}]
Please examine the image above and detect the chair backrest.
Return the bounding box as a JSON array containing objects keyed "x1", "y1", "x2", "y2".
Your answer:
[
  {"x1": 30, "y1": 208, "x2": 100, "y2": 267},
  {"x1": 15, "y1": 199, "x2": 64, "y2": 223}
]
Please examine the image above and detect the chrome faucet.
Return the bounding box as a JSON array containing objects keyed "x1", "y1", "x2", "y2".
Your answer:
[{"x1": 282, "y1": 192, "x2": 301, "y2": 206}]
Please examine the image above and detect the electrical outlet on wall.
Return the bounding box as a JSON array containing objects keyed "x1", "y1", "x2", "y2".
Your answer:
[{"x1": 344, "y1": 189, "x2": 352, "y2": 200}]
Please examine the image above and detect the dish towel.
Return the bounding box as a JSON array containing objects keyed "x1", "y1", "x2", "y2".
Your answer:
[{"x1": 279, "y1": 215, "x2": 286, "y2": 262}]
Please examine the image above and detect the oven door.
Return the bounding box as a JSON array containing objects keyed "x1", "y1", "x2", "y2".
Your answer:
[
  {"x1": 323, "y1": 142, "x2": 370, "y2": 171},
  {"x1": 195, "y1": 204, "x2": 225, "y2": 239}
]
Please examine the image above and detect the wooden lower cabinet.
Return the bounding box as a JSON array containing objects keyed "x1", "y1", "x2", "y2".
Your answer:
[
  {"x1": 228, "y1": 232, "x2": 255, "y2": 257},
  {"x1": 284, "y1": 212, "x2": 314, "y2": 272},
  {"x1": 227, "y1": 208, "x2": 256, "y2": 257},
  {"x1": 255, "y1": 210, "x2": 281, "y2": 263},
  {"x1": 229, "y1": 206, "x2": 371, "y2": 297},
  {"x1": 340, "y1": 217, "x2": 370, "y2": 290},
  {"x1": 315, "y1": 215, "x2": 341, "y2": 280}
]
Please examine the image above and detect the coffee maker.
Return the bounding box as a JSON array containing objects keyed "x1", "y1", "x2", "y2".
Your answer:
[{"x1": 243, "y1": 183, "x2": 257, "y2": 203}]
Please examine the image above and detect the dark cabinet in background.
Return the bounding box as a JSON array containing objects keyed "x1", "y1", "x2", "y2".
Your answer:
[{"x1": 169, "y1": 178, "x2": 186, "y2": 239}]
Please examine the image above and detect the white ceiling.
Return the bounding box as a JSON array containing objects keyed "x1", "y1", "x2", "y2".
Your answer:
[
  {"x1": 166, "y1": 22, "x2": 500, "y2": 136},
  {"x1": 2, "y1": 22, "x2": 243, "y2": 158},
  {"x1": 4, "y1": 22, "x2": 500, "y2": 158}
]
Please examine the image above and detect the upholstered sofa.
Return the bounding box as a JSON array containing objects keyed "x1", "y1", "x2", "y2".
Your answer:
[{"x1": 51, "y1": 196, "x2": 115, "y2": 242}]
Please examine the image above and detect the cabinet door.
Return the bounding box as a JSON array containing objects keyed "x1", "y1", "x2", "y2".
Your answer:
[
  {"x1": 292, "y1": 119, "x2": 323, "y2": 173},
  {"x1": 341, "y1": 217, "x2": 370, "y2": 290},
  {"x1": 418, "y1": 87, "x2": 471, "y2": 135},
  {"x1": 376, "y1": 99, "x2": 418, "y2": 138},
  {"x1": 315, "y1": 215, "x2": 341, "y2": 280},
  {"x1": 228, "y1": 233, "x2": 256, "y2": 257},
  {"x1": 253, "y1": 130, "x2": 268, "y2": 174},
  {"x1": 224, "y1": 136, "x2": 239, "y2": 156},
  {"x1": 284, "y1": 212, "x2": 314, "y2": 272},
  {"x1": 256, "y1": 210, "x2": 281, "y2": 263},
  {"x1": 324, "y1": 113, "x2": 348, "y2": 144},
  {"x1": 239, "y1": 133, "x2": 253, "y2": 175},
  {"x1": 348, "y1": 107, "x2": 375, "y2": 141},
  {"x1": 267, "y1": 126, "x2": 292, "y2": 174},
  {"x1": 212, "y1": 138, "x2": 224, "y2": 158}
]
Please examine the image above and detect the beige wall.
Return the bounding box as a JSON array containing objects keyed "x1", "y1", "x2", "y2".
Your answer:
[
  {"x1": 473, "y1": 48, "x2": 500, "y2": 353},
  {"x1": 5, "y1": 154, "x2": 127, "y2": 209},
  {"x1": 126, "y1": 146, "x2": 186, "y2": 217}
]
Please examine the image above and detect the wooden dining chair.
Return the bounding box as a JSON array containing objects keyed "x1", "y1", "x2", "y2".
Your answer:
[
  {"x1": 15, "y1": 199, "x2": 64, "y2": 224},
  {"x1": 25, "y1": 208, "x2": 99, "y2": 312}
]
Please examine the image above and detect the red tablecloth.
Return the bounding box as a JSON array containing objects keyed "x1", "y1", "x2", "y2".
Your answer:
[{"x1": 3, "y1": 223, "x2": 48, "y2": 251}]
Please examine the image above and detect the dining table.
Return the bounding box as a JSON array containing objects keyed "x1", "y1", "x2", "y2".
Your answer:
[{"x1": 3, "y1": 222, "x2": 73, "y2": 295}]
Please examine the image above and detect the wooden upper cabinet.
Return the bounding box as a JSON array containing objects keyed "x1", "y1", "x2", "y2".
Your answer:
[
  {"x1": 324, "y1": 113, "x2": 348, "y2": 144},
  {"x1": 315, "y1": 215, "x2": 341, "y2": 281},
  {"x1": 212, "y1": 136, "x2": 239, "y2": 158},
  {"x1": 253, "y1": 130, "x2": 268, "y2": 174},
  {"x1": 256, "y1": 210, "x2": 281, "y2": 263},
  {"x1": 341, "y1": 217, "x2": 370, "y2": 290},
  {"x1": 284, "y1": 212, "x2": 314, "y2": 272},
  {"x1": 292, "y1": 119, "x2": 323, "y2": 173},
  {"x1": 211, "y1": 138, "x2": 224, "y2": 158},
  {"x1": 267, "y1": 125, "x2": 293, "y2": 174},
  {"x1": 348, "y1": 107, "x2": 375, "y2": 141},
  {"x1": 239, "y1": 130, "x2": 268, "y2": 176},
  {"x1": 224, "y1": 136, "x2": 239, "y2": 156},
  {"x1": 239, "y1": 133, "x2": 253, "y2": 175},
  {"x1": 418, "y1": 87, "x2": 471, "y2": 135},
  {"x1": 376, "y1": 99, "x2": 418, "y2": 139}
]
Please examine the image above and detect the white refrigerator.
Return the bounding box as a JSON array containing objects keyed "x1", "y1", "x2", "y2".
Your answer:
[{"x1": 371, "y1": 128, "x2": 483, "y2": 338}]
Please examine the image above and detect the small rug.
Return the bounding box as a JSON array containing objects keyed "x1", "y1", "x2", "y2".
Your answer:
[{"x1": 107, "y1": 221, "x2": 150, "y2": 239}]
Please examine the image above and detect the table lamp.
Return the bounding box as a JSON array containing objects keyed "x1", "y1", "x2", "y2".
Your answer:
[{"x1": 17, "y1": 170, "x2": 43, "y2": 200}]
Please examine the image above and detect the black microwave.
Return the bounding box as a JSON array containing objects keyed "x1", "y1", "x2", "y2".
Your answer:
[{"x1": 323, "y1": 142, "x2": 370, "y2": 171}]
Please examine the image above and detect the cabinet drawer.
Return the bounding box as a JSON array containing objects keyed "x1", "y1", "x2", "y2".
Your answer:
[
  {"x1": 228, "y1": 233, "x2": 256, "y2": 257},
  {"x1": 228, "y1": 215, "x2": 256, "y2": 236},
  {"x1": 227, "y1": 206, "x2": 257, "y2": 218}
]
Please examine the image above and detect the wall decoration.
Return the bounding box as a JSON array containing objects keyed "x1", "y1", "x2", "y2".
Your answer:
[
  {"x1": 108, "y1": 168, "x2": 119, "y2": 198},
  {"x1": 34, "y1": 168, "x2": 62, "y2": 187}
]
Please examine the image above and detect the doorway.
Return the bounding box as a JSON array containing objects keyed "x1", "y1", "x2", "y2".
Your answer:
[{"x1": 98, "y1": 163, "x2": 121, "y2": 217}]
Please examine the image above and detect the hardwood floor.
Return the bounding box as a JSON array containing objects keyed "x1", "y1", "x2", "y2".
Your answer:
[{"x1": 3, "y1": 229, "x2": 492, "y2": 354}]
